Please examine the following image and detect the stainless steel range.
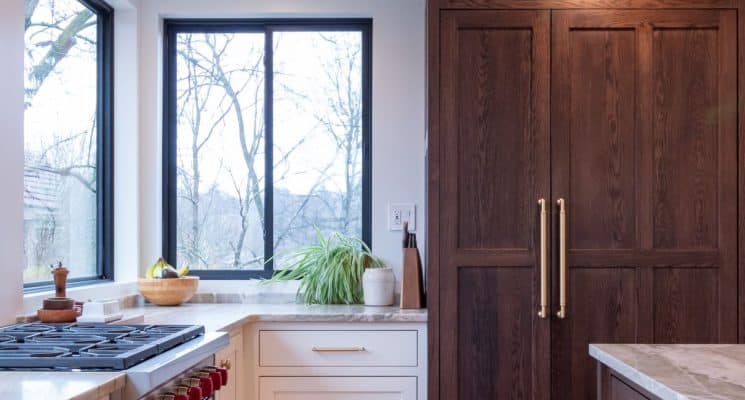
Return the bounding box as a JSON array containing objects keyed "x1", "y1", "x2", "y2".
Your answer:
[{"x1": 0, "y1": 323, "x2": 230, "y2": 399}]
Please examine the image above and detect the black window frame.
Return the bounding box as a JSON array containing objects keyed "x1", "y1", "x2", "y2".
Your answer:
[
  {"x1": 23, "y1": 0, "x2": 115, "y2": 291},
  {"x1": 163, "y1": 19, "x2": 372, "y2": 280}
]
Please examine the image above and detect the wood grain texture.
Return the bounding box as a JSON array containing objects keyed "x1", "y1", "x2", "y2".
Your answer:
[
  {"x1": 651, "y1": 28, "x2": 718, "y2": 250},
  {"x1": 426, "y1": 2, "x2": 440, "y2": 399},
  {"x1": 456, "y1": 27, "x2": 532, "y2": 249},
  {"x1": 429, "y1": 5, "x2": 740, "y2": 400},
  {"x1": 438, "y1": 10, "x2": 550, "y2": 400},
  {"x1": 567, "y1": 29, "x2": 636, "y2": 250},
  {"x1": 438, "y1": 0, "x2": 736, "y2": 9},
  {"x1": 552, "y1": 268, "x2": 638, "y2": 400},
  {"x1": 652, "y1": 268, "x2": 719, "y2": 343},
  {"x1": 551, "y1": 9, "x2": 738, "y2": 400},
  {"x1": 458, "y1": 268, "x2": 534, "y2": 399}
]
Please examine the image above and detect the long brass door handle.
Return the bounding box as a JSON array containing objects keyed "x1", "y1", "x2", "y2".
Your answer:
[
  {"x1": 537, "y1": 199, "x2": 548, "y2": 319},
  {"x1": 556, "y1": 198, "x2": 567, "y2": 319}
]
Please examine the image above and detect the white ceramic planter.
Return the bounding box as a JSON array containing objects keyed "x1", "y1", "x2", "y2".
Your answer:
[{"x1": 362, "y1": 267, "x2": 395, "y2": 306}]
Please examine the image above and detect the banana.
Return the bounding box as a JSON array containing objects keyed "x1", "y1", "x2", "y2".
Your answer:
[
  {"x1": 145, "y1": 257, "x2": 167, "y2": 279},
  {"x1": 177, "y1": 264, "x2": 190, "y2": 277}
]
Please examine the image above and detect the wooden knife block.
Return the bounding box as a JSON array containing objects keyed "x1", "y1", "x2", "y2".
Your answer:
[{"x1": 400, "y1": 247, "x2": 424, "y2": 309}]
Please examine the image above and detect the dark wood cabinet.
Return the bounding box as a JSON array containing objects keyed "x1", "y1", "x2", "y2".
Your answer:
[
  {"x1": 438, "y1": 10, "x2": 550, "y2": 400},
  {"x1": 428, "y1": 3, "x2": 742, "y2": 400}
]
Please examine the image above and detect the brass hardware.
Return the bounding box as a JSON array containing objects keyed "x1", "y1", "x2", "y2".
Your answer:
[
  {"x1": 219, "y1": 359, "x2": 231, "y2": 370},
  {"x1": 311, "y1": 346, "x2": 366, "y2": 352},
  {"x1": 538, "y1": 198, "x2": 548, "y2": 319},
  {"x1": 556, "y1": 198, "x2": 567, "y2": 319}
]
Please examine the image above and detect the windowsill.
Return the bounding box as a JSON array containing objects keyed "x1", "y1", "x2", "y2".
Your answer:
[{"x1": 22, "y1": 280, "x2": 138, "y2": 317}]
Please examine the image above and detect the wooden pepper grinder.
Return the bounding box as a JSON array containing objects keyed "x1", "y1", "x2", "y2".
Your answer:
[
  {"x1": 37, "y1": 261, "x2": 80, "y2": 323},
  {"x1": 52, "y1": 261, "x2": 69, "y2": 299}
]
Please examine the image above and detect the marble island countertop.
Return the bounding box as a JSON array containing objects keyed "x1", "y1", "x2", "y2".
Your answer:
[{"x1": 590, "y1": 343, "x2": 745, "y2": 400}]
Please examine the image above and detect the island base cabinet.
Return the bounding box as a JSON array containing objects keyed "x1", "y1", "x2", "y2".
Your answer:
[
  {"x1": 598, "y1": 364, "x2": 657, "y2": 400},
  {"x1": 259, "y1": 377, "x2": 417, "y2": 400}
]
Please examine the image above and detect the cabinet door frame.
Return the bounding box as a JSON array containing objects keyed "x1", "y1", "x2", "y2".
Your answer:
[{"x1": 437, "y1": 9, "x2": 551, "y2": 400}]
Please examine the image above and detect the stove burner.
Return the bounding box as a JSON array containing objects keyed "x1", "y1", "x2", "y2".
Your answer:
[
  {"x1": 0, "y1": 336, "x2": 15, "y2": 344},
  {"x1": 0, "y1": 323, "x2": 204, "y2": 370},
  {"x1": 0, "y1": 345, "x2": 71, "y2": 358},
  {"x1": 65, "y1": 324, "x2": 138, "y2": 340}
]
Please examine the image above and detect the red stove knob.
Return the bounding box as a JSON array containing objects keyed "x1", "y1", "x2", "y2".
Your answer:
[
  {"x1": 191, "y1": 372, "x2": 213, "y2": 397},
  {"x1": 168, "y1": 386, "x2": 189, "y2": 400},
  {"x1": 200, "y1": 368, "x2": 222, "y2": 390},
  {"x1": 178, "y1": 380, "x2": 202, "y2": 400},
  {"x1": 204, "y1": 366, "x2": 229, "y2": 386},
  {"x1": 217, "y1": 367, "x2": 229, "y2": 386}
]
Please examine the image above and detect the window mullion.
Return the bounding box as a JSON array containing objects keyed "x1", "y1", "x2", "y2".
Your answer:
[{"x1": 263, "y1": 28, "x2": 274, "y2": 277}]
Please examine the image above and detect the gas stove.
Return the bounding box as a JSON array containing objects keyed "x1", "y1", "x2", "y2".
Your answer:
[{"x1": 0, "y1": 323, "x2": 205, "y2": 370}]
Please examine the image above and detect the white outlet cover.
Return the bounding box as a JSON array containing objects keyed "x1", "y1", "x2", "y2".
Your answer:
[{"x1": 388, "y1": 203, "x2": 416, "y2": 231}]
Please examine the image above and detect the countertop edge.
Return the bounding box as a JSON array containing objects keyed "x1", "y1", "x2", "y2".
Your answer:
[
  {"x1": 589, "y1": 344, "x2": 686, "y2": 400},
  {"x1": 71, "y1": 374, "x2": 127, "y2": 400},
  {"x1": 117, "y1": 304, "x2": 428, "y2": 333}
]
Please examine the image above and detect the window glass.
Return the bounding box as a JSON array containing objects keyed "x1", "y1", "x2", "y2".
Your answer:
[
  {"x1": 169, "y1": 22, "x2": 370, "y2": 277},
  {"x1": 272, "y1": 31, "x2": 364, "y2": 265},
  {"x1": 23, "y1": 0, "x2": 101, "y2": 283}
]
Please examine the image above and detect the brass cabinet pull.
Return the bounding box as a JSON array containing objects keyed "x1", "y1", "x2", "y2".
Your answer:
[
  {"x1": 556, "y1": 198, "x2": 567, "y2": 319},
  {"x1": 537, "y1": 199, "x2": 548, "y2": 319},
  {"x1": 311, "y1": 346, "x2": 366, "y2": 352},
  {"x1": 219, "y1": 359, "x2": 231, "y2": 370}
]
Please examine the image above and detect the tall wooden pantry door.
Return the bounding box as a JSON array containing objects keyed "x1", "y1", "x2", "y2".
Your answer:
[
  {"x1": 438, "y1": 10, "x2": 551, "y2": 400},
  {"x1": 550, "y1": 10, "x2": 738, "y2": 400}
]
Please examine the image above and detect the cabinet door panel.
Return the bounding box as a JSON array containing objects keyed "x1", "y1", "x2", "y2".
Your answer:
[
  {"x1": 551, "y1": 10, "x2": 737, "y2": 400},
  {"x1": 439, "y1": 10, "x2": 550, "y2": 400},
  {"x1": 259, "y1": 377, "x2": 416, "y2": 400}
]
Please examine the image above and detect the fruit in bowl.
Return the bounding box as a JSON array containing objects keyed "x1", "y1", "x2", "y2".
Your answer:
[{"x1": 138, "y1": 258, "x2": 198, "y2": 306}]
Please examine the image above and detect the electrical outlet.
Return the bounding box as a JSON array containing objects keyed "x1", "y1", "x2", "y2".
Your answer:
[{"x1": 389, "y1": 203, "x2": 416, "y2": 231}]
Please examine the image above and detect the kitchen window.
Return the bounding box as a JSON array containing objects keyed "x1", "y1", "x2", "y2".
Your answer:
[
  {"x1": 163, "y1": 20, "x2": 372, "y2": 279},
  {"x1": 23, "y1": 0, "x2": 114, "y2": 288}
]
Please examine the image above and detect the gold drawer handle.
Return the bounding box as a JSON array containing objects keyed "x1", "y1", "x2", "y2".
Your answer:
[
  {"x1": 538, "y1": 198, "x2": 548, "y2": 319},
  {"x1": 219, "y1": 359, "x2": 231, "y2": 370},
  {"x1": 556, "y1": 198, "x2": 567, "y2": 319},
  {"x1": 312, "y1": 346, "x2": 366, "y2": 352}
]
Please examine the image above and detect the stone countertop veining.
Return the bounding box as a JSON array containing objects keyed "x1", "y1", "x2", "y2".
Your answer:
[
  {"x1": 0, "y1": 371, "x2": 125, "y2": 400},
  {"x1": 119, "y1": 303, "x2": 428, "y2": 332},
  {"x1": 0, "y1": 303, "x2": 425, "y2": 399},
  {"x1": 590, "y1": 343, "x2": 745, "y2": 400}
]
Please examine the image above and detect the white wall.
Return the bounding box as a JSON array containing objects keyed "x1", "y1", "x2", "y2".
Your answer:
[
  {"x1": 2, "y1": 0, "x2": 425, "y2": 320},
  {"x1": 0, "y1": 0, "x2": 26, "y2": 323},
  {"x1": 137, "y1": 0, "x2": 427, "y2": 287}
]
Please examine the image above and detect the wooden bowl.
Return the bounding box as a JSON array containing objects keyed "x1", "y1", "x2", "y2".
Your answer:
[{"x1": 138, "y1": 277, "x2": 199, "y2": 306}]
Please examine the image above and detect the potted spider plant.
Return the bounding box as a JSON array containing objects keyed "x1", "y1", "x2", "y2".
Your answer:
[{"x1": 264, "y1": 230, "x2": 387, "y2": 305}]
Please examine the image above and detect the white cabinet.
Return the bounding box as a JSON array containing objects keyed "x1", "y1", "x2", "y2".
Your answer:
[
  {"x1": 259, "y1": 330, "x2": 418, "y2": 367},
  {"x1": 215, "y1": 330, "x2": 244, "y2": 400},
  {"x1": 259, "y1": 376, "x2": 417, "y2": 400},
  {"x1": 246, "y1": 322, "x2": 427, "y2": 400}
]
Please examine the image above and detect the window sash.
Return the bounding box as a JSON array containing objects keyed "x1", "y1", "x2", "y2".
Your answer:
[
  {"x1": 162, "y1": 19, "x2": 372, "y2": 279},
  {"x1": 23, "y1": 0, "x2": 115, "y2": 290}
]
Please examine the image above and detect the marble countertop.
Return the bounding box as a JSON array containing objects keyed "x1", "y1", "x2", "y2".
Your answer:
[
  {"x1": 1, "y1": 303, "x2": 425, "y2": 399},
  {"x1": 119, "y1": 302, "x2": 428, "y2": 332},
  {"x1": 590, "y1": 344, "x2": 745, "y2": 400},
  {"x1": 0, "y1": 371, "x2": 125, "y2": 400}
]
